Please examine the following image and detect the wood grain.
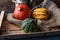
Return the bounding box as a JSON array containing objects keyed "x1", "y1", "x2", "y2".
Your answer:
[{"x1": 0, "y1": 10, "x2": 5, "y2": 29}]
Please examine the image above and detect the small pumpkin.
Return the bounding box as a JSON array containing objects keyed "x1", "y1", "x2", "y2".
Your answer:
[
  {"x1": 32, "y1": 8, "x2": 49, "y2": 20},
  {"x1": 22, "y1": 18, "x2": 37, "y2": 33},
  {"x1": 13, "y1": 4, "x2": 31, "y2": 20}
]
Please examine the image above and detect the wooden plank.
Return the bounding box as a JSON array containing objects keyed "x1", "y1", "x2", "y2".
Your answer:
[
  {"x1": 1, "y1": 21, "x2": 25, "y2": 35},
  {"x1": 3, "y1": 31, "x2": 60, "y2": 39},
  {"x1": 0, "y1": 10, "x2": 5, "y2": 29}
]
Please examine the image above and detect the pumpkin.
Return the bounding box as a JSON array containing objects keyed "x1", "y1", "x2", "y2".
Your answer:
[
  {"x1": 13, "y1": 4, "x2": 31, "y2": 20},
  {"x1": 32, "y1": 8, "x2": 49, "y2": 20},
  {"x1": 22, "y1": 18, "x2": 37, "y2": 33}
]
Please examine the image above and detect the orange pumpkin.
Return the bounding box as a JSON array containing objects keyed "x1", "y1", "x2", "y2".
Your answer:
[{"x1": 13, "y1": 4, "x2": 31, "y2": 20}]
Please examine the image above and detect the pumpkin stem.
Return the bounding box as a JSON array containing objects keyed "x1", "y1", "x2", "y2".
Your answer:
[{"x1": 20, "y1": 8, "x2": 23, "y2": 11}]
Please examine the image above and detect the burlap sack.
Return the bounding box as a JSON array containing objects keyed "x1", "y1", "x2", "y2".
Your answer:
[{"x1": 33, "y1": 1, "x2": 60, "y2": 31}]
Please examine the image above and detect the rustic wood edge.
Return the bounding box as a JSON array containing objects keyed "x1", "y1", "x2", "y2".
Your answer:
[
  {"x1": 0, "y1": 10, "x2": 5, "y2": 29},
  {"x1": 0, "y1": 31, "x2": 60, "y2": 40}
]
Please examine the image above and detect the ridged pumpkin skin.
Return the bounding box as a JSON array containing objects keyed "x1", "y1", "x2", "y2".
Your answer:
[
  {"x1": 22, "y1": 18, "x2": 37, "y2": 33},
  {"x1": 32, "y1": 8, "x2": 49, "y2": 20},
  {"x1": 13, "y1": 4, "x2": 31, "y2": 20}
]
